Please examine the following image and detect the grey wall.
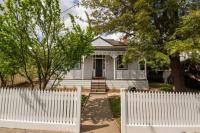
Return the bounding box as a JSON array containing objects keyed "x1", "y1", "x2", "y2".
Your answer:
[
  {"x1": 83, "y1": 56, "x2": 93, "y2": 79},
  {"x1": 63, "y1": 55, "x2": 140, "y2": 80}
]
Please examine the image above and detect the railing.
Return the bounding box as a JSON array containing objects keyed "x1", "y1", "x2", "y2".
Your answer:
[
  {"x1": 116, "y1": 70, "x2": 146, "y2": 79},
  {"x1": 0, "y1": 88, "x2": 81, "y2": 133},
  {"x1": 121, "y1": 89, "x2": 200, "y2": 133},
  {"x1": 72, "y1": 70, "x2": 82, "y2": 79},
  {"x1": 64, "y1": 70, "x2": 82, "y2": 79},
  {"x1": 92, "y1": 51, "x2": 125, "y2": 56}
]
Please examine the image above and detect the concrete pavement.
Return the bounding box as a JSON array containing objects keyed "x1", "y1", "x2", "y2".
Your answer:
[{"x1": 81, "y1": 94, "x2": 120, "y2": 133}]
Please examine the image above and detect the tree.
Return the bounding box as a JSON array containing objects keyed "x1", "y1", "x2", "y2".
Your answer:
[
  {"x1": 0, "y1": 52, "x2": 19, "y2": 87},
  {"x1": 0, "y1": 4, "x2": 20, "y2": 87},
  {"x1": 0, "y1": 0, "x2": 94, "y2": 89},
  {"x1": 124, "y1": 47, "x2": 170, "y2": 71},
  {"x1": 83, "y1": 0, "x2": 200, "y2": 91}
]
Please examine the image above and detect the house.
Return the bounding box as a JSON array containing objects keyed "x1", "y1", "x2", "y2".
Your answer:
[{"x1": 49, "y1": 37, "x2": 149, "y2": 90}]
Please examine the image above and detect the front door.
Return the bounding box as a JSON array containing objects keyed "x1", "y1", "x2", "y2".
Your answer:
[{"x1": 96, "y1": 59, "x2": 103, "y2": 77}]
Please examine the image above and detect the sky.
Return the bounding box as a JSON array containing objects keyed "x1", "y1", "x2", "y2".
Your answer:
[
  {"x1": 60, "y1": 0, "x2": 89, "y2": 29},
  {"x1": 0, "y1": 0, "x2": 121, "y2": 40},
  {"x1": 60, "y1": 0, "x2": 122, "y2": 40}
]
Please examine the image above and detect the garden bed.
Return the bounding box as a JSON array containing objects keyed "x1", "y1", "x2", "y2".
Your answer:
[
  {"x1": 149, "y1": 82, "x2": 173, "y2": 91},
  {"x1": 108, "y1": 96, "x2": 121, "y2": 126}
]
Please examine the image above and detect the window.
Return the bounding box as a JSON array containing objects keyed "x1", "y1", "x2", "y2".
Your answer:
[
  {"x1": 73, "y1": 62, "x2": 81, "y2": 70},
  {"x1": 117, "y1": 55, "x2": 128, "y2": 70}
]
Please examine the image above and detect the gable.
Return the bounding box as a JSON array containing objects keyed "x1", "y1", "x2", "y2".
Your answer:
[{"x1": 91, "y1": 38, "x2": 112, "y2": 47}]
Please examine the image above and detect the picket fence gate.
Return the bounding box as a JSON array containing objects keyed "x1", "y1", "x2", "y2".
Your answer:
[
  {"x1": 121, "y1": 89, "x2": 200, "y2": 133},
  {"x1": 0, "y1": 87, "x2": 81, "y2": 133}
]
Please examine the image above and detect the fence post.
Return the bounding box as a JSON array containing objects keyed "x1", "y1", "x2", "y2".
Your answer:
[
  {"x1": 121, "y1": 88, "x2": 127, "y2": 133},
  {"x1": 76, "y1": 86, "x2": 81, "y2": 133}
]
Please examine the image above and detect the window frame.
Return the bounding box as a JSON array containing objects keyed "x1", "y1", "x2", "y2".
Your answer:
[
  {"x1": 117, "y1": 55, "x2": 128, "y2": 70},
  {"x1": 73, "y1": 61, "x2": 81, "y2": 70}
]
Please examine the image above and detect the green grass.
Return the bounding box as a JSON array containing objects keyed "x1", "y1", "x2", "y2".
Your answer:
[
  {"x1": 81, "y1": 95, "x2": 88, "y2": 107},
  {"x1": 149, "y1": 82, "x2": 173, "y2": 91},
  {"x1": 109, "y1": 96, "x2": 121, "y2": 126}
]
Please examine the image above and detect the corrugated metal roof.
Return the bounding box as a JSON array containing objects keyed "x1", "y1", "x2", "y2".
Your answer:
[
  {"x1": 92, "y1": 37, "x2": 127, "y2": 46},
  {"x1": 104, "y1": 39, "x2": 126, "y2": 46}
]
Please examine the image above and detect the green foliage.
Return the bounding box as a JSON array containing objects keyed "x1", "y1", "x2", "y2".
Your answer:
[
  {"x1": 182, "y1": 51, "x2": 200, "y2": 79},
  {"x1": 160, "y1": 84, "x2": 173, "y2": 92},
  {"x1": 81, "y1": 95, "x2": 88, "y2": 107},
  {"x1": 109, "y1": 96, "x2": 121, "y2": 125},
  {"x1": 83, "y1": 0, "x2": 199, "y2": 55},
  {"x1": 0, "y1": 3, "x2": 20, "y2": 86},
  {"x1": 166, "y1": 10, "x2": 200, "y2": 56},
  {"x1": 149, "y1": 82, "x2": 173, "y2": 91},
  {"x1": 0, "y1": 52, "x2": 19, "y2": 86},
  {"x1": 189, "y1": 51, "x2": 200, "y2": 64},
  {"x1": 146, "y1": 52, "x2": 170, "y2": 70},
  {"x1": 83, "y1": 0, "x2": 200, "y2": 91},
  {"x1": 0, "y1": 0, "x2": 94, "y2": 89}
]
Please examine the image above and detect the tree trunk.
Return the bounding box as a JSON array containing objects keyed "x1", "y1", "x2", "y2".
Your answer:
[
  {"x1": 170, "y1": 54, "x2": 186, "y2": 91},
  {"x1": 0, "y1": 73, "x2": 6, "y2": 87},
  {"x1": 11, "y1": 74, "x2": 15, "y2": 87},
  {"x1": 26, "y1": 77, "x2": 34, "y2": 89},
  {"x1": 41, "y1": 78, "x2": 49, "y2": 90}
]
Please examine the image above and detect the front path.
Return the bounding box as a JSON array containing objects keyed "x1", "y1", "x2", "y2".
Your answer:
[{"x1": 81, "y1": 94, "x2": 120, "y2": 133}]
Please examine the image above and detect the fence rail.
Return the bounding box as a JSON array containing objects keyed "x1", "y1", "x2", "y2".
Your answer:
[
  {"x1": 116, "y1": 70, "x2": 146, "y2": 79},
  {"x1": 0, "y1": 88, "x2": 81, "y2": 133},
  {"x1": 121, "y1": 89, "x2": 200, "y2": 133}
]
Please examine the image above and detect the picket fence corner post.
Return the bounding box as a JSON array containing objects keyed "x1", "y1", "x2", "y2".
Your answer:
[
  {"x1": 121, "y1": 88, "x2": 127, "y2": 133},
  {"x1": 76, "y1": 86, "x2": 81, "y2": 133}
]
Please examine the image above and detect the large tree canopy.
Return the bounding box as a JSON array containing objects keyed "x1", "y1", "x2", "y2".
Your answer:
[
  {"x1": 0, "y1": 0, "x2": 94, "y2": 89},
  {"x1": 83, "y1": 0, "x2": 200, "y2": 91}
]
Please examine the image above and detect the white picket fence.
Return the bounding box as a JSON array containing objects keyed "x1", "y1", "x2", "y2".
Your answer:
[
  {"x1": 0, "y1": 88, "x2": 81, "y2": 133},
  {"x1": 121, "y1": 89, "x2": 200, "y2": 133}
]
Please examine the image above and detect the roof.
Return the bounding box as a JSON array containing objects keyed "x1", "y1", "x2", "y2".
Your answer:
[
  {"x1": 104, "y1": 39, "x2": 126, "y2": 46},
  {"x1": 92, "y1": 37, "x2": 127, "y2": 47}
]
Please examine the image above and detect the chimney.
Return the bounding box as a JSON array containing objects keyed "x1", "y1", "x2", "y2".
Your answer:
[{"x1": 121, "y1": 35, "x2": 128, "y2": 44}]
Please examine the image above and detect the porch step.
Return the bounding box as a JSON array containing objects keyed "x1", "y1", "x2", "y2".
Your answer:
[
  {"x1": 90, "y1": 92, "x2": 107, "y2": 94},
  {"x1": 91, "y1": 80, "x2": 107, "y2": 93},
  {"x1": 91, "y1": 89, "x2": 107, "y2": 92},
  {"x1": 92, "y1": 77, "x2": 105, "y2": 80},
  {"x1": 91, "y1": 86, "x2": 106, "y2": 90},
  {"x1": 91, "y1": 82, "x2": 106, "y2": 85},
  {"x1": 91, "y1": 84, "x2": 106, "y2": 88}
]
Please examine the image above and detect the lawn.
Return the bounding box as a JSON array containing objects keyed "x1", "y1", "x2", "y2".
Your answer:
[
  {"x1": 149, "y1": 82, "x2": 173, "y2": 91},
  {"x1": 81, "y1": 95, "x2": 88, "y2": 108},
  {"x1": 109, "y1": 96, "x2": 121, "y2": 126}
]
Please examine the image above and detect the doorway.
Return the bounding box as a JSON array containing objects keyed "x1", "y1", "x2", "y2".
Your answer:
[
  {"x1": 93, "y1": 55, "x2": 105, "y2": 78},
  {"x1": 95, "y1": 59, "x2": 103, "y2": 77}
]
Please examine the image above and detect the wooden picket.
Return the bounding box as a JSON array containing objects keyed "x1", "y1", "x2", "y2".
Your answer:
[
  {"x1": 0, "y1": 87, "x2": 81, "y2": 133},
  {"x1": 121, "y1": 89, "x2": 200, "y2": 133}
]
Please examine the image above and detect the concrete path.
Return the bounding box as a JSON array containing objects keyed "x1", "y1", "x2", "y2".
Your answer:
[{"x1": 81, "y1": 94, "x2": 120, "y2": 133}]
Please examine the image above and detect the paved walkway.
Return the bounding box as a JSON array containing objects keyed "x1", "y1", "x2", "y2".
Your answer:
[{"x1": 81, "y1": 94, "x2": 120, "y2": 133}]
